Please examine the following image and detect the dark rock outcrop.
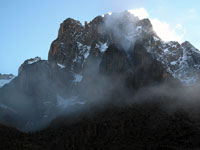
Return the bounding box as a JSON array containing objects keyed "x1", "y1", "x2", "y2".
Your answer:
[{"x1": 100, "y1": 44, "x2": 129, "y2": 75}]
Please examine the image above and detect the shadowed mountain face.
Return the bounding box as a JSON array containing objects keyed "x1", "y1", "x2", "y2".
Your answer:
[{"x1": 1, "y1": 11, "x2": 200, "y2": 149}]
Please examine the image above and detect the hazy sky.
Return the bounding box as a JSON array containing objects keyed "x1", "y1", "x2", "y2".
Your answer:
[{"x1": 0, "y1": 0, "x2": 200, "y2": 75}]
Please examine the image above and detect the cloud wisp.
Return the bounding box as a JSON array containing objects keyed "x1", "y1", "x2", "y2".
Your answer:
[{"x1": 128, "y1": 8, "x2": 186, "y2": 42}]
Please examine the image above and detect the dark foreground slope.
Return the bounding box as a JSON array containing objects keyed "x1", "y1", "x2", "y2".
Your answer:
[{"x1": 1, "y1": 98, "x2": 200, "y2": 150}]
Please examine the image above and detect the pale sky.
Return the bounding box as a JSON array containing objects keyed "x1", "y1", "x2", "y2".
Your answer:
[{"x1": 0, "y1": 0, "x2": 200, "y2": 75}]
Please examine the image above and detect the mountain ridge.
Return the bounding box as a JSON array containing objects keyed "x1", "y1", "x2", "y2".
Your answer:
[{"x1": 49, "y1": 11, "x2": 200, "y2": 85}]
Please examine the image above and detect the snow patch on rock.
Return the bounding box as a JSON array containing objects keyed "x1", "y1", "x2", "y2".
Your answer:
[
  {"x1": 95, "y1": 42, "x2": 108, "y2": 53},
  {"x1": 73, "y1": 74, "x2": 83, "y2": 83},
  {"x1": 57, "y1": 63, "x2": 65, "y2": 69},
  {"x1": 27, "y1": 57, "x2": 41, "y2": 65},
  {"x1": 153, "y1": 36, "x2": 160, "y2": 42},
  {"x1": 76, "y1": 42, "x2": 91, "y2": 61}
]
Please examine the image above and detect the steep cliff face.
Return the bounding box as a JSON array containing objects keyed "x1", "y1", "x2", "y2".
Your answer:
[
  {"x1": 48, "y1": 16, "x2": 106, "y2": 74},
  {"x1": 99, "y1": 43, "x2": 168, "y2": 89}
]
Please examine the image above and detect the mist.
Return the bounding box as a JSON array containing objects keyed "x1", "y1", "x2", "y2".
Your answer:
[
  {"x1": 103, "y1": 11, "x2": 139, "y2": 51},
  {"x1": 1, "y1": 59, "x2": 200, "y2": 132}
]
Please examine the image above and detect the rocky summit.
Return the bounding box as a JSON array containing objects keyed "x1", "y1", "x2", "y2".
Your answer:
[{"x1": 1, "y1": 11, "x2": 200, "y2": 149}]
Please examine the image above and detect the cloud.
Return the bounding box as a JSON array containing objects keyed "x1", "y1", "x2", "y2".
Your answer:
[
  {"x1": 151, "y1": 19, "x2": 185, "y2": 42},
  {"x1": 128, "y1": 8, "x2": 149, "y2": 20},
  {"x1": 128, "y1": 8, "x2": 185, "y2": 42}
]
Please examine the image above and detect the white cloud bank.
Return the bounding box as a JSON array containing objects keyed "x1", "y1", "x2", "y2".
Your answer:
[
  {"x1": 128, "y1": 8, "x2": 185, "y2": 42},
  {"x1": 128, "y1": 8, "x2": 149, "y2": 20}
]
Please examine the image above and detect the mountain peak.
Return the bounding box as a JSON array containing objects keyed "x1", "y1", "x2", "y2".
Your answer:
[
  {"x1": 49, "y1": 12, "x2": 200, "y2": 85},
  {"x1": 1, "y1": 12, "x2": 200, "y2": 132}
]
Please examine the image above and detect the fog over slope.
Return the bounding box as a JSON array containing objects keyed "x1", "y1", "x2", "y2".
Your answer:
[{"x1": 0, "y1": 11, "x2": 200, "y2": 132}]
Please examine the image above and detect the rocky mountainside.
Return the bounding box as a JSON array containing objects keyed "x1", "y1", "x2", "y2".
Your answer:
[
  {"x1": 48, "y1": 11, "x2": 200, "y2": 85},
  {"x1": 0, "y1": 10, "x2": 200, "y2": 143}
]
